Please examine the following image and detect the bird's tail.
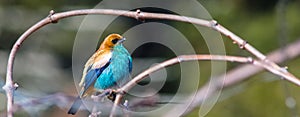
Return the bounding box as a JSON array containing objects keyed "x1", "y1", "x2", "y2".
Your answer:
[{"x1": 68, "y1": 96, "x2": 82, "y2": 115}]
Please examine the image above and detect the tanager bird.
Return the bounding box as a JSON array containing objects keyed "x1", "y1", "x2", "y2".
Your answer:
[{"x1": 68, "y1": 34, "x2": 132, "y2": 115}]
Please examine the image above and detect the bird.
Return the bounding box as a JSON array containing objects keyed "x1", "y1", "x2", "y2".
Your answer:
[{"x1": 68, "y1": 34, "x2": 132, "y2": 115}]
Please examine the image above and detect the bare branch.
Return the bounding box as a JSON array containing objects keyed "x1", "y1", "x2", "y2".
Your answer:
[
  {"x1": 182, "y1": 39, "x2": 300, "y2": 115},
  {"x1": 110, "y1": 55, "x2": 255, "y2": 116},
  {"x1": 4, "y1": 8, "x2": 300, "y2": 117},
  {"x1": 118, "y1": 55, "x2": 253, "y2": 93},
  {"x1": 211, "y1": 24, "x2": 300, "y2": 86},
  {"x1": 109, "y1": 94, "x2": 123, "y2": 117},
  {"x1": 112, "y1": 53, "x2": 297, "y2": 116}
]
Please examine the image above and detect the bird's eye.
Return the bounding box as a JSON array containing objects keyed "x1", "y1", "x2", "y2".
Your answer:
[{"x1": 111, "y1": 38, "x2": 119, "y2": 44}]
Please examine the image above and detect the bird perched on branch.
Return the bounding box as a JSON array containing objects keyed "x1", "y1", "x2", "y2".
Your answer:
[{"x1": 68, "y1": 34, "x2": 132, "y2": 115}]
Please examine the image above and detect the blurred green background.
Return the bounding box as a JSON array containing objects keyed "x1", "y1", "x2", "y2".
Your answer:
[{"x1": 1, "y1": 0, "x2": 300, "y2": 117}]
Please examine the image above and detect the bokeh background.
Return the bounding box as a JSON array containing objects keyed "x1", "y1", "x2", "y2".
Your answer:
[{"x1": 1, "y1": 0, "x2": 300, "y2": 117}]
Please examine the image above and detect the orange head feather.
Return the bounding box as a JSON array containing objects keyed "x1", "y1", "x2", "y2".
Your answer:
[{"x1": 99, "y1": 34, "x2": 125, "y2": 50}]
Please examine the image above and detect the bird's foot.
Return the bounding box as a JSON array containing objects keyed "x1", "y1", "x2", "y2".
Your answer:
[
  {"x1": 91, "y1": 89, "x2": 117, "y2": 101},
  {"x1": 106, "y1": 89, "x2": 117, "y2": 101}
]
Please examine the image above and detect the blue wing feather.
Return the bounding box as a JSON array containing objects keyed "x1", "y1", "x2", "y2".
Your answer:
[
  {"x1": 128, "y1": 56, "x2": 132, "y2": 73},
  {"x1": 82, "y1": 61, "x2": 111, "y2": 94},
  {"x1": 83, "y1": 68, "x2": 100, "y2": 90}
]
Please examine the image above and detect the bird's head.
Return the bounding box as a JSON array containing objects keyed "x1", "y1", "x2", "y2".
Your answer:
[{"x1": 100, "y1": 34, "x2": 126, "y2": 49}]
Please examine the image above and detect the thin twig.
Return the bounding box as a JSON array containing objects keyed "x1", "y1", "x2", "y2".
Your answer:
[
  {"x1": 118, "y1": 55, "x2": 253, "y2": 93},
  {"x1": 109, "y1": 94, "x2": 123, "y2": 117},
  {"x1": 4, "y1": 9, "x2": 300, "y2": 117},
  {"x1": 110, "y1": 55, "x2": 254, "y2": 116},
  {"x1": 182, "y1": 39, "x2": 300, "y2": 115},
  {"x1": 109, "y1": 55, "x2": 255, "y2": 116},
  {"x1": 111, "y1": 54, "x2": 289, "y2": 116},
  {"x1": 212, "y1": 23, "x2": 300, "y2": 85}
]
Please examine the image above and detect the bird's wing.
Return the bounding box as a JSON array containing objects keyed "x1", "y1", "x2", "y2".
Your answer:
[
  {"x1": 79, "y1": 50, "x2": 112, "y2": 97},
  {"x1": 128, "y1": 55, "x2": 133, "y2": 73}
]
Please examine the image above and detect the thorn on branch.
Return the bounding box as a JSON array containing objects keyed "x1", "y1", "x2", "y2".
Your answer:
[
  {"x1": 239, "y1": 41, "x2": 248, "y2": 49},
  {"x1": 247, "y1": 57, "x2": 254, "y2": 63},
  {"x1": 210, "y1": 20, "x2": 218, "y2": 30},
  {"x1": 16, "y1": 43, "x2": 21, "y2": 49},
  {"x1": 177, "y1": 57, "x2": 183, "y2": 63},
  {"x1": 48, "y1": 10, "x2": 58, "y2": 23},
  {"x1": 13, "y1": 83, "x2": 19, "y2": 90},
  {"x1": 123, "y1": 100, "x2": 129, "y2": 109},
  {"x1": 2, "y1": 82, "x2": 18, "y2": 91},
  {"x1": 281, "y1": 66, "x2": 288, "y2": 73},
  {"x1": 135, "y1": 9, "x2": 145, "y2": 22}
]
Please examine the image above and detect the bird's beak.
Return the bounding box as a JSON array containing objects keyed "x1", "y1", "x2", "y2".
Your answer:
[{"x1": 118, "y1": 37, "x2": 126, "y2": 44}]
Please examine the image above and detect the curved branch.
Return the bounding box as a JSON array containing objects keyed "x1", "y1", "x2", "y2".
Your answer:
[
  {"x1": 110, "y1": 53, "x2": 296, "y2": 116},
  {"x1": 4, "y1": 8, "x2": 300, "y2": 117},
  {"x1": 182, "y1": 39, "x2": 300, "y2": 115},
  {"x1": 108, "y1": 55, "x2": 254, "y2": 116},
  {"x1": 119, "y1": 55, "x2": 253, "y2": 92}
]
